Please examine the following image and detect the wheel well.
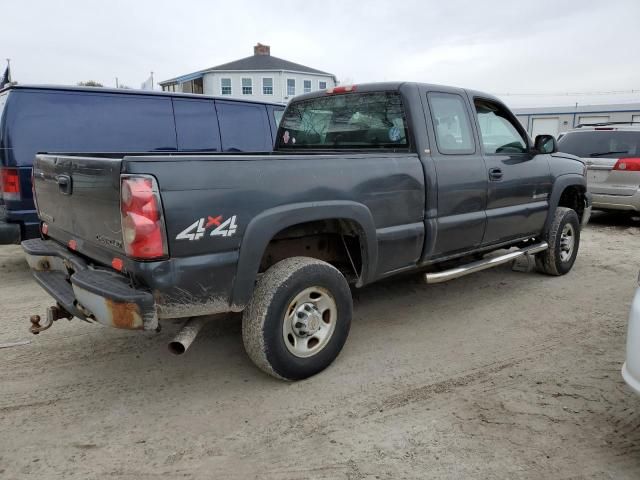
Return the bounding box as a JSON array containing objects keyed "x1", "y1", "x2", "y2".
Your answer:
[
  {"x1": 259, "y1": 219, "x2": 364, "y2": 283},
  {"x1": 558, "y1": 185, "x2": 586, "y2": 221}
]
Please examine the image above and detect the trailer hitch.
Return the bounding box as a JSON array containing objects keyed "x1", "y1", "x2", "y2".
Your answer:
[{"x1": 30, "y1": 305, "x2": 73, "y2": 334}]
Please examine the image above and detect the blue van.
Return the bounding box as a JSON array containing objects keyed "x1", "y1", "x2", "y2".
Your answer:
[{"x1": 0, "y1": 85, "x2": 284, "y2": 244}]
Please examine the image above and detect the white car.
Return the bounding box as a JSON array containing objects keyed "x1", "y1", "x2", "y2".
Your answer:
[{"x1": 622, "y1": 272, "x2": 640, "y2": 394}]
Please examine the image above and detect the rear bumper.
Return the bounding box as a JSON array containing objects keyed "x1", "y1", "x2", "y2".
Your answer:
[
  {"x1": 591, "y1": 189, "x2": 640, "y2": 212},
  {"x1": 21, "y1": 238, "x2": 158, "y2": 330},
  {"x1": 0, "y1": 218, "x2": 21, "y2": 244},
  {"x1": 0, "y1": 204, "x2": 40, "y2": 244},
  {"x1": 623, "y1": 288, "x2": 640, "y2": 395}
]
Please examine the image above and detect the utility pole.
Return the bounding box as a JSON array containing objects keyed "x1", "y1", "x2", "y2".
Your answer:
[
  {"x1": 150, "y1": 71, "x2": 154, "y2": 90},
  {"x1": 115, "y1": 77, "x2": 119, "y2": 88}
]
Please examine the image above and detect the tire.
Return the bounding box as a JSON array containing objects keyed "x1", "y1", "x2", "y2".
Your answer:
[
  {"x1": 242, "y1": 257, "x2": 352, "y2": 381},
  {"x1": 536, "y1": 207, "x2": 580, "y2": 276}
]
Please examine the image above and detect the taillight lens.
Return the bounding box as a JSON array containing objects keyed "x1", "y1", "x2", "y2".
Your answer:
[
  {"x1": 613, "y1": 158, "x2": 640, "y2": 172},
  {"x1": 1, "y1": 168, "x2": 21, "y2": 201},
  {"x1": 120, "y1": 175, "x2": 167, "y2": 259}
]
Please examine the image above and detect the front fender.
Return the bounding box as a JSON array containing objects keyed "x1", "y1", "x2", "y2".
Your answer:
[
  {"x1": 230, "y1": 200, "x2": 378, "y2": 309},
  {"x1": 543, "y1": 174, "x2": 587, "y2": 234}
]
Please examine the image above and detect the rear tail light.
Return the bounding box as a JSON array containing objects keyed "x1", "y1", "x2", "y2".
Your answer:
[
  {"x1": 613, "y1": 158, "x2": 640, "y2": 172},
  {"x1": 1, "y1": 167, "x2": 21, "y2": 201},
  {"x1": 120, "y1": 175, "x2": 168, "y2": 260}
]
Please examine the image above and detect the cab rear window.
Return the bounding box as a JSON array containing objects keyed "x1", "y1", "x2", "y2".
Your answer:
[{"x1": 276, "y1": 92, "x2": 409, "y2": 150}]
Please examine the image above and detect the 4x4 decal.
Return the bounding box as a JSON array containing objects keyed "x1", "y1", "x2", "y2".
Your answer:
[{"x1": 176, "y1": 215, "x2": 238, "y2": 241}]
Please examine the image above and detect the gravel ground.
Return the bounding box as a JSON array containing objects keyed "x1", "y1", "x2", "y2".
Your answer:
[{"x1": 1, "y1": 213, "x2": 639, "y2": 479}]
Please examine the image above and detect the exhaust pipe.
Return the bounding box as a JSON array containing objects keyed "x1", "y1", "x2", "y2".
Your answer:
[{"x1": 168, "y1": 317, "x2": 207, "y2": 355}]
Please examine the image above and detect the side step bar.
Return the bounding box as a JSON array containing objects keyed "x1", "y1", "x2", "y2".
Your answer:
[{"x1": 425, "y1": 242, "x2": 548, "y2": 284}]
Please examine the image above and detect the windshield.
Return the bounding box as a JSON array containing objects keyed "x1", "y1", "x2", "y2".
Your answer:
[
  {"x1": 558, "y1": 130, "x2": 640, "y2": 158},
  {"x1": 276, "y1": 92, "x2": 409, "y2": 150}
]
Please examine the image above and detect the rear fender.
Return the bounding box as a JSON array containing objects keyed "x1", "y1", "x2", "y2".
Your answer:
[{"x1": 230, "y1": 201, "x2": 377, "y2": 309}]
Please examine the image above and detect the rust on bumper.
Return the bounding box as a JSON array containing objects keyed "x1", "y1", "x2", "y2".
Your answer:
[{"x1": 22, "y1": 238, "x2": 158, "y2": 331}]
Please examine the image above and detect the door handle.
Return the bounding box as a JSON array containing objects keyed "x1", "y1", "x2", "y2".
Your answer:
[{"x1": 488, "y1": 168, "x2": 503, "y2": 181}]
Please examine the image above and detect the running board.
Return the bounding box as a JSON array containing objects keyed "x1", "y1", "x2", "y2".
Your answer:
[{"x1": 424, "y1": 242, "x2": 548, "y2": 284}]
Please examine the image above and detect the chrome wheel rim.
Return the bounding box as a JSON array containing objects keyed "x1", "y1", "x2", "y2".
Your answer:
[
  {"x1": 559, "y1": 223, "x2": 575, "y2": 262},
  {"x1": 282, "y1": 287, "x2": 337, "y2": 358}
]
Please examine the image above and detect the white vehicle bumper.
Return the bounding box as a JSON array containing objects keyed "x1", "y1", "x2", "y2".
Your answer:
[
  {"x1": 592, "y1": 189, "x2": 640, "y2": 212},
  {"x1": 623, "y1": 287, "x2": 640, "y2": 395}
]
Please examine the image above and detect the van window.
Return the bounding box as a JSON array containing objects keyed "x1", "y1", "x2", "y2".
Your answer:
[
  {"x1": 216, "y1": 101, "x2": 271, "y2": 152},
  {"x1": 273, "y1": 108, "x2": 284, "y2": 127},
  {"x1": 428, "y1": 92, "x2": 475, "y2": 155},
  {"x1": 276, "y1": 92, "x2": 409, "y2": 150},
  {"x1": 7, "y1": 91, "x2": 176, "y2": 165},
  {"x1": 0, "y1": 93, "x2": 8, "y2": 123},
  {"x1": 173, "y1": 99, "x2": 221, "y2": 151}
]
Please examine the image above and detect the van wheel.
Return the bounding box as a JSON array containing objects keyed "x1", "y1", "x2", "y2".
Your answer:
[
  {"x1": 536, "y1": 207, "x2": 580, "y2": 276},
  {"x1": 242, "y1": 257, "x2": 352, "y2": 381}
]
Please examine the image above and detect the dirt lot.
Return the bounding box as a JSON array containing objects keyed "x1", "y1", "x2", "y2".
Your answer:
[{"x1": 1, "y1": 213, "x2": 639, "y2": 479}]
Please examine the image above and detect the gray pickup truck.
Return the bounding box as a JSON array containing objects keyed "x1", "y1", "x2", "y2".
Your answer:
[{"x1": 23, "y1": 82, "x2": 591, "y2": 380}]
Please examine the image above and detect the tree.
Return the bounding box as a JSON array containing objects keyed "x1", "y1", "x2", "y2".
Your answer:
[{"x1": 77, "y1": 80, "x2": 103, "y2": 87}]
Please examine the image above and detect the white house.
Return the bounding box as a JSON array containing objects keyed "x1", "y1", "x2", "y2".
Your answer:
[{"x1": 160, "y1": 44, "x2": 337, "y2": 103}]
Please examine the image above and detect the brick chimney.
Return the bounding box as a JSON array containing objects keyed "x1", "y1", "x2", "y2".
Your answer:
[{"x1": 254, "y1": 43, "x2": 271, "y2": 56}]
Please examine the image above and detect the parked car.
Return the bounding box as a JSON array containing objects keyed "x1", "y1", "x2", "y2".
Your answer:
[
  {"x1": 557, "y1": 122, "x2": 640, "y2": 213},
  {"x1": 0, "y1": 85, "x2": 284, "y2": 244},
  {"x1": 623, "y1": 270, "x2": 640, "y2": 394},
  {"x1": 24, "y1": 82, "x2": 591, "y2": 380}
]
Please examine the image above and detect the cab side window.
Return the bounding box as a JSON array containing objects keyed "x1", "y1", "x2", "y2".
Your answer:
[
  {"x1": 428, "y1": 92, "x2": 475, "y2": 155},
  {"x1": 474, "y1": 99, "x2": 528, "y2": 154}
]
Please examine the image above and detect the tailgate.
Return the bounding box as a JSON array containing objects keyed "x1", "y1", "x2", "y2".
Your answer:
[{"x1": 33, "y1": 154, "x2": 125, "y2": 255}]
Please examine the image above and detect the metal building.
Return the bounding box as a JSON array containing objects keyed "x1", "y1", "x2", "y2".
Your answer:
[{"x1": 513, "y1": 103, "x2": 640, "y2": 138}]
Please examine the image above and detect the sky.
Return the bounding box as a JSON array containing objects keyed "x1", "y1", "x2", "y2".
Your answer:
[{"x1": 2, "y1": 0, "x2": 639, "y2": 108}]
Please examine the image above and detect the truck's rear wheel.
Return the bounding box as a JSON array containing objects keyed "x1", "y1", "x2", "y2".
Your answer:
[
  {"x1": 536, "y1": 207, "x2": 580, "y2": 276},
  {"x1": 242, "y1": 257, "x2": 352, "y2": 381}
]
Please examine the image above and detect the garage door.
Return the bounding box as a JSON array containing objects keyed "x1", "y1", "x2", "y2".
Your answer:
[
  {"x1": 531, "y1": 117, "x2": 560, "y2": 138},
  {"x1": 578, "y1": 115, "x2": 609, "y2": 126}
]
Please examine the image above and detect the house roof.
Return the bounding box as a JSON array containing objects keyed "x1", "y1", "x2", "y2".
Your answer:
[{"x1": 160, "y1": 53, "x2": 335, "y2": 85}]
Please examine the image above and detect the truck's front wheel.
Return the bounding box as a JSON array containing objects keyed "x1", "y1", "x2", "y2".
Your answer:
[
  {"x1": 536, "y1": 207, "x2": 581, "y2": 276},
  {"x1": 242, "y1": 257, "x2": 352, "y2": 380}
]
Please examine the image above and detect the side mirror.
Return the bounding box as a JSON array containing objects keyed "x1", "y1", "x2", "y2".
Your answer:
[{"x1": 534, "y1": 134, "x2": 557, "y2": 154}]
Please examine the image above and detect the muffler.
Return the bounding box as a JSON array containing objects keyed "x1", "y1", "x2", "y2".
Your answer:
[{"x1": 168, "y1": 317, "x2": 207, "y2": 355}]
